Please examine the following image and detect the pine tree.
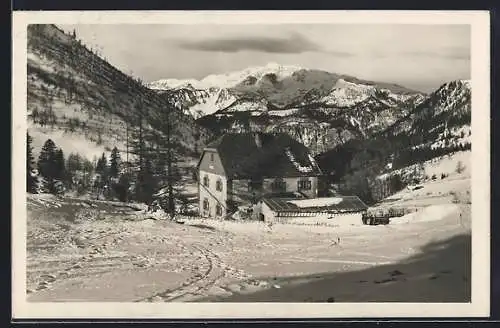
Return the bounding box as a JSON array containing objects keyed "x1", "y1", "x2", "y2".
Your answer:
[
  {"x1": 96, "y1": 152, "x2": 108, "y2": 176},
  {"x1": 37, "y1": 139, "x2": 58, "y2": 193},
  {"x1": 65, "y1": 153, "x2": 82, "y2": 189},
  {"x1": 54, "y1": 148, "x2": 65, "y2": 181},
  {"x1": 136, "y1": 157, "x2": 156, "y2": 204},
  {"x1": 156, "y1": 102, "x2": 182, "y2": 217},
  {"x1": 115, "y1": 173, "x2": 131, "y2": 202},
  {"x1": 130, "y1": 98, "x2": 147, "y2": 202},
  {"x1": 26, "y1": 132, "x2": 38, "y2": 193},
  {"x1": 66, "y1": 153, "x2": 82, "y2": 173},
  {"x1": 109, "y1": 147, "x2": 121, "y2": 178},
  {"x1": 389, "y1": 174, "x2": 403, "y2": 193}
]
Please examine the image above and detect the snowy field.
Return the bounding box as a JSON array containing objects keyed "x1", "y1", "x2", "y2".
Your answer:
[{"x1": 26, "y1": 175, "x2": 471, "y2": 303}]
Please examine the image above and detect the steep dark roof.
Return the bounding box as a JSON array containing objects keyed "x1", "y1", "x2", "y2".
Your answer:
[
  {"x1": 205, "y1": 132, "x2": 322, "y2": 179},
  {"x1": 263, "y1": 196, "x2": 368, "y2": 213}
]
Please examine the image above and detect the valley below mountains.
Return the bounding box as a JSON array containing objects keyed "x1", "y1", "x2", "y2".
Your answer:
[{"x1": 26, "y1": 24, "x2": 471, "y2": 205}]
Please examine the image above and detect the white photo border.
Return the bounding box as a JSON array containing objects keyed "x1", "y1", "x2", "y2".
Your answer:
[{"x1": 12, "y1": 10, "x2": 491, "y2": 319}]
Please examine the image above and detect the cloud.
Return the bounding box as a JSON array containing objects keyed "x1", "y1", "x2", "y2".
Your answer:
[
  {"x1": 371, "y1": 46, "x2": 470, "y2": 61},
  {"x1": 177, "y1": 33, "x2": 324, "y2": 54},
  {"x1": 402, "y1": 48, "x2": 470, "y2": 60}
]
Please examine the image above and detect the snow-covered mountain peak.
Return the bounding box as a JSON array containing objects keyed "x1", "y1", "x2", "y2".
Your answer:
[
  {"x1": 333, "y1": 78, "x2": 375, "y2": 91},
  {"x1": 147, "y1": 62, "x2": 305, "y2": 91},
  {"x1": 319, "y1": 78, "x2": 377, "y2": 107},
  {"x1": 147, "y1": 78, "x2": 200, "y2": 90}
]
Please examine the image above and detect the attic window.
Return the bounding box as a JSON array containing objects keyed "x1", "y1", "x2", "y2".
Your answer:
[
  {"x1": 203, "y1": 175, "x2": 209, "y2": 187},
  {"x1": 271, "y1": 178, "x2": 286, "y2": 192},
  {"x1": 210, "y1": 153, "x2": 214, "y2": 161}
]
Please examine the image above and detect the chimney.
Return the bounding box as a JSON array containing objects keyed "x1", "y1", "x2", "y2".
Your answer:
[{"x1": 254, "y1": 132, "x2": 263, "y2": 148}]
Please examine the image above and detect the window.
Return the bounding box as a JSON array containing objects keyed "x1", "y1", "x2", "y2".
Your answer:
[
  {"x1": 202, "y1": 198, "x2": 209, "y2": 210},
  {"x1": 216, "y1": 204, "x2": 223, "y2": 216},
  {"x1": 248, "y1": 179, "x2": 263, "y2": 192},
  {"x1": 216, "y1": 179, "x2": 223, "y2": 192},
  {"x1": 298, "y1": 179, "x2": 312, "y2": 190},
  {"x1": 203, "y1": 175, "x2": 209, "y2": 187},
  {"x1": 271, "y1": 178, "x2": 286, "y2": 192},
  {"x1": 210, "y1": 153, "x2": 214, "y2": 161}
]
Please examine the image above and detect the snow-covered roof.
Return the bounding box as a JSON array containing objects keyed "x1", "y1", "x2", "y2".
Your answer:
[
  {"x1": 203, "y1": 132, "x2": 323, "y2": 178},
  {"x1": 263, "y1": 196, "x2": 368, "y2": 214}
]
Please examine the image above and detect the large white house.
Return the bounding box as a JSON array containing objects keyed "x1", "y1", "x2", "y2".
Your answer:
[{"x1": 197, "y1": 132, "x2": 323, "y2": 219}]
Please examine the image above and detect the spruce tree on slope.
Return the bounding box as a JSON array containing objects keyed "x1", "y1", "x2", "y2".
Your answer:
[
  {"x1": 37, "y1": 139, "x2": 58, "y2": 193},
  {"x1": 54, "y1": 148, "x2": 66, "y2": 193},
  {"x1": 130, "y1": 98, "x2": 147, "y2": 202},
  {"x1": 109, "y1": 147, "x2": 121, "y2": 179},
  {"x1": 137, "y1": 157, "x2": 156, "y2": 205},
  {"x1": 65, "y1": 152, "x2": 83, "y2": 190},
  {"x1": 54, "y1": 148, "x2": 65, "y2": 181},
  {"x1": 26, "y1": 132, "x2": 38, "y2": 193},
  {"x1": 157, "y1": 102, "x2": 179, "y2": 218},
  {"x1": 96, "y1": 153, "x2": 108, "y2": 178}
]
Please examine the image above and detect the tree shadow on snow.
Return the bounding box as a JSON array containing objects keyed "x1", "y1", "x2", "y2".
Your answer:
[{"x1": 204, "y1": 233, "x2": 471, "y2": 303}]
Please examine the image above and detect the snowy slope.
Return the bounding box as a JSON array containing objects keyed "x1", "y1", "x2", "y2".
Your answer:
[
  {"x1": 160, "y1": 86, "x2": 237, "y2": 118},
  {"x1": 320, "y1": 79, "x2": 376, "y2": 107},
  {"x1": 27, "y1": 24, "x2": 210, "y2": 162},
  {"x1": 387, "y1": 79, "x2": 471, "y2": 151}
]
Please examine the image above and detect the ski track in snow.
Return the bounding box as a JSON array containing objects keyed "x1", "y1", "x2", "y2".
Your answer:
[{"x1": 26, "y1": 174, "x2": 471, "y2": 302}]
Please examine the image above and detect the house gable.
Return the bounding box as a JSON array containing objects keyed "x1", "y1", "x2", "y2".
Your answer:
[{"x1": 198, "y1": 149, "x2": 226, "y2": 177}]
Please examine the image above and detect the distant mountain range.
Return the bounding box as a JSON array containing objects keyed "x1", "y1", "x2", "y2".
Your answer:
[
  {"x1": 148, "y1": 63, "x2": 471, "y2": 156},
  {"x1": 148, "y1": 62, "x2": 423, "y2": 118}
]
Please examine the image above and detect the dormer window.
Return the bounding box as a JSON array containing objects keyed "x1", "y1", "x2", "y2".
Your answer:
[
  {"x1": 203, "y1": 175, "x2": 209, "y2": 187},
  {"x1": 216, "y1": 179, "x2": 223, "y2": 192}
]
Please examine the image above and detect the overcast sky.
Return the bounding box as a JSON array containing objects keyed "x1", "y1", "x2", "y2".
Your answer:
[{"x1": 60, "y1": 24, "x2": 470, "y2": 93}]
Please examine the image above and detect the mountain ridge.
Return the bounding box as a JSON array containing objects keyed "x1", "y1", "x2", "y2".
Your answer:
[
  {"x1": 27, "y1": 24, "x2": 211, "y2": 161},
  {"x1": 147, "y1": 63, "x2": 425, "y2": 119}
]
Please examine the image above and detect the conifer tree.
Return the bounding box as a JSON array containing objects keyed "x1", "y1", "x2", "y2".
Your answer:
[
  {"x1": 26, "y1": 132, "x2": 38, "y2": 193},
  {"x1": 54, "y1": 148, "x2": 65, "y2": 181},
  {"x1": 66, "y1": 153, "x2": 82, "y2": 173},
  {"x1": 37, "y1": 139, "x2": 58, "y2": 193},
  {"x1": 109, "y1": 147, "x2": 121, "y2": 178},
  {"x1": 82, "y1": 158, "x2": 94, "y2": 184},
  {"x1": 95, "y1": 152, "x2": 108, "y2": 177},
  {"x1": 65, "y1": 152, "x2": 82, "y2": 189},
  {"x1": 136, "y1": 157, "x2": 156, "y2": 204}
]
